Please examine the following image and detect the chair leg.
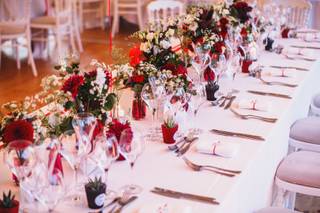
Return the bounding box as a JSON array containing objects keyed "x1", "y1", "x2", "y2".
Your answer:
[
  {"x1": 285, "y1": 192, "x2": 296, "y2": 210},
  {"x1": 0, "y1": 36, "x2": 2, "y2": 70},
  {"x1": 14, "y1": 40, "x2": 21, "y2": 70},
  {"x1": 26, "y1": 31, "x2": 37, "y2": 77},
  {"x1": 273, "y1": 187, "x2": 288, "y2": 207},
  {"x1": 56, "y1": 29, "x2": 63, "y2": 58},
  {"x1": 70, "y1": 26, "x2": 76, "y2": 54},
  {"x1": 100, "y1": 3, "x2": 105, "y2": 30},
  {"x1": 79, "y1": 2, "x2": 84, "y2": 32},
  {"x1": 137, "y1": 5, "x2": 143, "y2": 30},
  {"x1": 111, "y1": 10, "x2": 119, "y2": 37}
]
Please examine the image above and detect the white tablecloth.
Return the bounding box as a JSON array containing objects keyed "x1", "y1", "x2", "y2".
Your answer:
[{"x1": 1, "y1": 38, "x2": 320, "y2": 212}]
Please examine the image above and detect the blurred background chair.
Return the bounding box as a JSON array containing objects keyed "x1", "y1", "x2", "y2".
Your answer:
[
  {"x1": 147, "y1": 0, "x2": 184, "y2": 29},
  {"x1": 31, "y1": 0, "x2": 76, "y2": 58},
  {"x1": 78, "y1": 0, "x2": 105, "y2": 32},
  {"x1": 0, "y1": 0, "x2": 37, "y2": 76},
  {"x1": 112, "y1": 0, "x2": 144, "y2": 37}
]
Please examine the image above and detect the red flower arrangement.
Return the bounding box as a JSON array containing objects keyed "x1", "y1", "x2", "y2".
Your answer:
[
  {"x1": 129, "y1": 46, "x2": 144, "y2": 67},
  {"x1": 106, "y1": 119, "x2": 132, "y2": 143},
  {"x1": 62, "y1": 75, "x2": 84, "y2": 99},
  {"x1": 219, "y1": 17, "x2": 229, "y2": 40},
  {"x1": 240, "y1": 27, "x2": 248, "y2": 38},
  {"x1": 85, "y1": 70, "x2": 112, "y2": 88},
  {"x1": 161, "y1": 63, "x2": 187, "y2": 76},
  {"x1": 213, "y1": 41, "x2": 226, "y2": 54},
  {"x1": 281, "y1": 27, "x2": 290, "y2": 38},
  {"x1": 232, "y1": 1, "x2": 252, "y2": 23},
  {"x1": 3, "y1": 120, "x2": 34, "y2": 144}
]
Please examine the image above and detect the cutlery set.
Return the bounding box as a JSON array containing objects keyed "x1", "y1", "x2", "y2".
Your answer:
[
  {"x1": 210, "y1": 129, "x2": 265, "y2": 141},
  {"x1": 151, "y1": 187, "x2": 219, "y2": 205},
  {"x1": 230, "y1": 108, "x2": 277, "y2": 123},
  {"x1": 182, "y1": 157, "x2": 241, "y2": 177},
  {"x1": 247, "y1": 90, "x2": 292, "y2": 99},
  {"x1": 212, "y1": 90, "x2": 239, "y2": 109},
  {"x1": 269, "y1": 65, "x2": 309, "y2": 71},
  {"x1": 258, "y1": 76, "x2": 298, "y2": 88},
  {"x1": 168, "y1": 136, "x2": 198, "y2": 156}
]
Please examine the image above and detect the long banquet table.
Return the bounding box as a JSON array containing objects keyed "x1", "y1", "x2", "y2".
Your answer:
[{"x1": 1, "y1": 37, "x2": 320, "y2": 212}]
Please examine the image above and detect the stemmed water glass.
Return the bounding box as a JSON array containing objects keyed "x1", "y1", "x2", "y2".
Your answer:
[
  {"x1": 190, "y1": 43, "x2": 211, "y2": 84},
  {"x1": 34, "y1": 141, "x2": 66, "y2": 212},
  {"x1": 119, "y1": 129, "x2": 145, "y2": 195},
  {"x1": 187, "y1": 84, "x2": 206, "y2": 134},
  {"x1": 3, "y1": 140, "x2": 37, "y2": 211}
]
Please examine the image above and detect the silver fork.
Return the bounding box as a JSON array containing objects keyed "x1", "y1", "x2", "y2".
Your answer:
[
  {"x1": 182, "y1": 157, "x2": 238, "y2": 177},
  {"x1": 258, "y1": 77, "x2": 297, "y2": 88},
  {"x1": 230, "y1": 108, "x2": 277, "y2": 123}
]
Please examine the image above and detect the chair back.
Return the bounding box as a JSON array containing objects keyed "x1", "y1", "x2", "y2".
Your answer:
[
  {"x1": 0, "y1": 0, "x2": 31, "y2": 34},
  {"x1": 52, "y1": 0, "x2": 73, "y2": 26},
  {"x1": 147, "y1": 0, "x2": 184, "y2": 28}
]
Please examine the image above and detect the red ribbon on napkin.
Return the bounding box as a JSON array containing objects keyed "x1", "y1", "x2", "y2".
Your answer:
[{"x1": 48, "y1": 148, "x2": 64, "y2": 176}]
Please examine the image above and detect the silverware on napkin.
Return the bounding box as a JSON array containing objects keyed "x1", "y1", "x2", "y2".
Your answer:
[
  {"x1": 176, "y1": 137, "x2": 198, "y2": 156},
  {"x1": 290, "y1": 45, "x2": 320, "y2": 50},
  {"x1": 258, "y1": 77, "x2": 298, "y2": 88},
  {"x1": 269, "y1": 65, "x2": 309, "y2": 71},
  {"x1": 151, "y1": 187, "x2": 219, "y2": 205},
  {"x1": 182, "y1": 157, "x2": 240, "y2": 177},
  {"x1": 110, "y1": 196, "x2": 138, "y2": 213},
  {"x1": 230, "y1": 108, "x2": 278, "y2": 123},
  {"x1": 247, "y1": 90, "x2": 292, "y2": 99},
  {"x1": 210, "y1": 129, "x2": 265, "y2": 141}
]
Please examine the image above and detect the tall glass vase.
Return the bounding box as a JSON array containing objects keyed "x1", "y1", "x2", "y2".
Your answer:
[{"x1": 132, "y1": 95, "x2": 146, "y2": 120}]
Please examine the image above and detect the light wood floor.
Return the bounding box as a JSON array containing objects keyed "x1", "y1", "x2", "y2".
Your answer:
[{"x1": 0, "y1": 21, "x2": 137, "y2": 106}]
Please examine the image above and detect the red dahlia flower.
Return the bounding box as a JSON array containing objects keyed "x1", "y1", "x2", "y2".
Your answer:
[
  {"x1": 3, "y1": 120, "x2": 34, "y2": 144},
  {"x1": 62, "y1": 75, "x2": 84, "y2": 98}
]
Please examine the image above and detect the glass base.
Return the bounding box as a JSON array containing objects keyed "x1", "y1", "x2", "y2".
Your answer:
[{"x1": 120, "y1": 184, "x2": 143, "y2": 195}]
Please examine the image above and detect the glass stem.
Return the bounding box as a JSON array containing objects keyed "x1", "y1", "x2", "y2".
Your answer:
[{"x1": 104, "y1": 168, "x2": 109, "y2": 183}]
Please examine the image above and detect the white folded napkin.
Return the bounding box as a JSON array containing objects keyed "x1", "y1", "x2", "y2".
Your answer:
[
  {"x1": 282, "y1": 47, "x2": 315, "y2": 57},
  {"x1": 196, "y1": 141, "x2": 238, "y2": 158},
  {"x1": 232, "y1": 99, "x2": 271, "y2": 112},
  {"x1": 139, "y1": 203, "x2": 192, "y2": 213}
]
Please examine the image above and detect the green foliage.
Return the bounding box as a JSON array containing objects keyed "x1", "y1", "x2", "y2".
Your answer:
[
  {"x1": 85, "y1": 177, "x2": 105, "y2": 192},
  {"x1": 104, "y1": 93, "x2": 117, "y2": 111},
  {"x1": 0, "y1": 190, "x2": 16, "y2": 208}
]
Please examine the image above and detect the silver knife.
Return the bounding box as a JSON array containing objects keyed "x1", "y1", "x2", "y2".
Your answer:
[
  {"x1": 151, "y1": 187, "x2": 219, "y2": 205},
  {"x1": 224, "y1": 96, "x2": 236, "y2": 110},
  {"x1": 247, "y1": 90, "x2": 292, "y2": 99},
  {"x1": 210, "y1": 129, "x2": 265, "y2": 141},
  {"x1": 269, "y1": 65, "x2": 309, "y2": 71},
  {"x1": 290, "y1": 45, "x2": 320, "y2": 50}
]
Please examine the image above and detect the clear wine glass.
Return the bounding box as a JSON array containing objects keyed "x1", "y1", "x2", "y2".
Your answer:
[
  {"x1": 119, "y1": 129, "x2": 145, "y2": 195},
  {"x1": 34, "y1": 142, "x2": 66, "y2": 212},
  {"x1": 3, "y1": 140, "x2": 37, "y2": 211},
  {"x1": 188, "y1": 84, "x2": 206, "y2": 134},
  {"x1": 190, "y1": 44, "x2": 211, "y2": 84},
  {"x1": 59, "y1": 129, "x2": 91, "y2": 201}
]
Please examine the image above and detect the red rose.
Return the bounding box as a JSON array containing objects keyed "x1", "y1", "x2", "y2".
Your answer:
[
  {"x1": 3, "y1": 120, "x2": 34, "y2": 144},
  {"x1": 234, "y1": 1, "x2": 249, "y2": 9},
  {"x1": 131, "y1": 74, "x2": 145, "y2": 83},
  {"x1": 62, "y1": 75, "x2": 84, "y2": 98},
  {"x1": 204, "y1": 67, "x2": 216, "y2": 82},
  {"x1": 195, "y1": 37, "x2": 204, "y2": 44},
  {"x1": 240, "y1": 27, "x2": 248, "y2": 38},
  {"x1": 129, "y1": 46, "x2": 144, "y2": 67},
  {"x1": 214, "y1": 41, "x2": 226, "y2": 54}
]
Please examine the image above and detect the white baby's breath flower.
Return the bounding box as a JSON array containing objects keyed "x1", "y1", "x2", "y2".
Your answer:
[
  {"x1": 146, "y1": 32, "x2": 154, "y2": 41},
  {"x1": 140, "y1": 42, "x2": 151, "y2": 53}
]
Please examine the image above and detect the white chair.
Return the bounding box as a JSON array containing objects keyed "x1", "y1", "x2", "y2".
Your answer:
[
  {"x1": 72, "y1": 0, "x2": 84, "y2": 52},
  {"x1": 274, "y1": 151, "x2": 320, "y2": 210},
  {"x1": 147, "y1": 0, "x2": 184, "y2": 28},
  {"x1": 78, "y1": 0, "x2": 105, "y2": 32},
  {"x1": 0, "y1": 0, "x2": 37, "y2": 76},
  {"x1": 31, "y1": 0, "x2": 76, "y2": 58},
  {"x1": 288, "y1": 117, "x2": 320, "y2": 152},
  {"x1": 309, "y1": 93, "x2": 320, "y2": 116},
  {"x1": 264, "y1": 0, "x2": 312, "y2": 27},
  {"x1": 112, "y1": 0, "x2": 144, "y2": 37}
]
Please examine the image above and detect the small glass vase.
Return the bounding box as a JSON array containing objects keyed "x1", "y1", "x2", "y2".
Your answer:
[
  {"x1": 205, "y1": 82, "x2": 219, "y2": 101},
  {"x1": 132, "y1": 96, "x2": 146, "y2": 120}
]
